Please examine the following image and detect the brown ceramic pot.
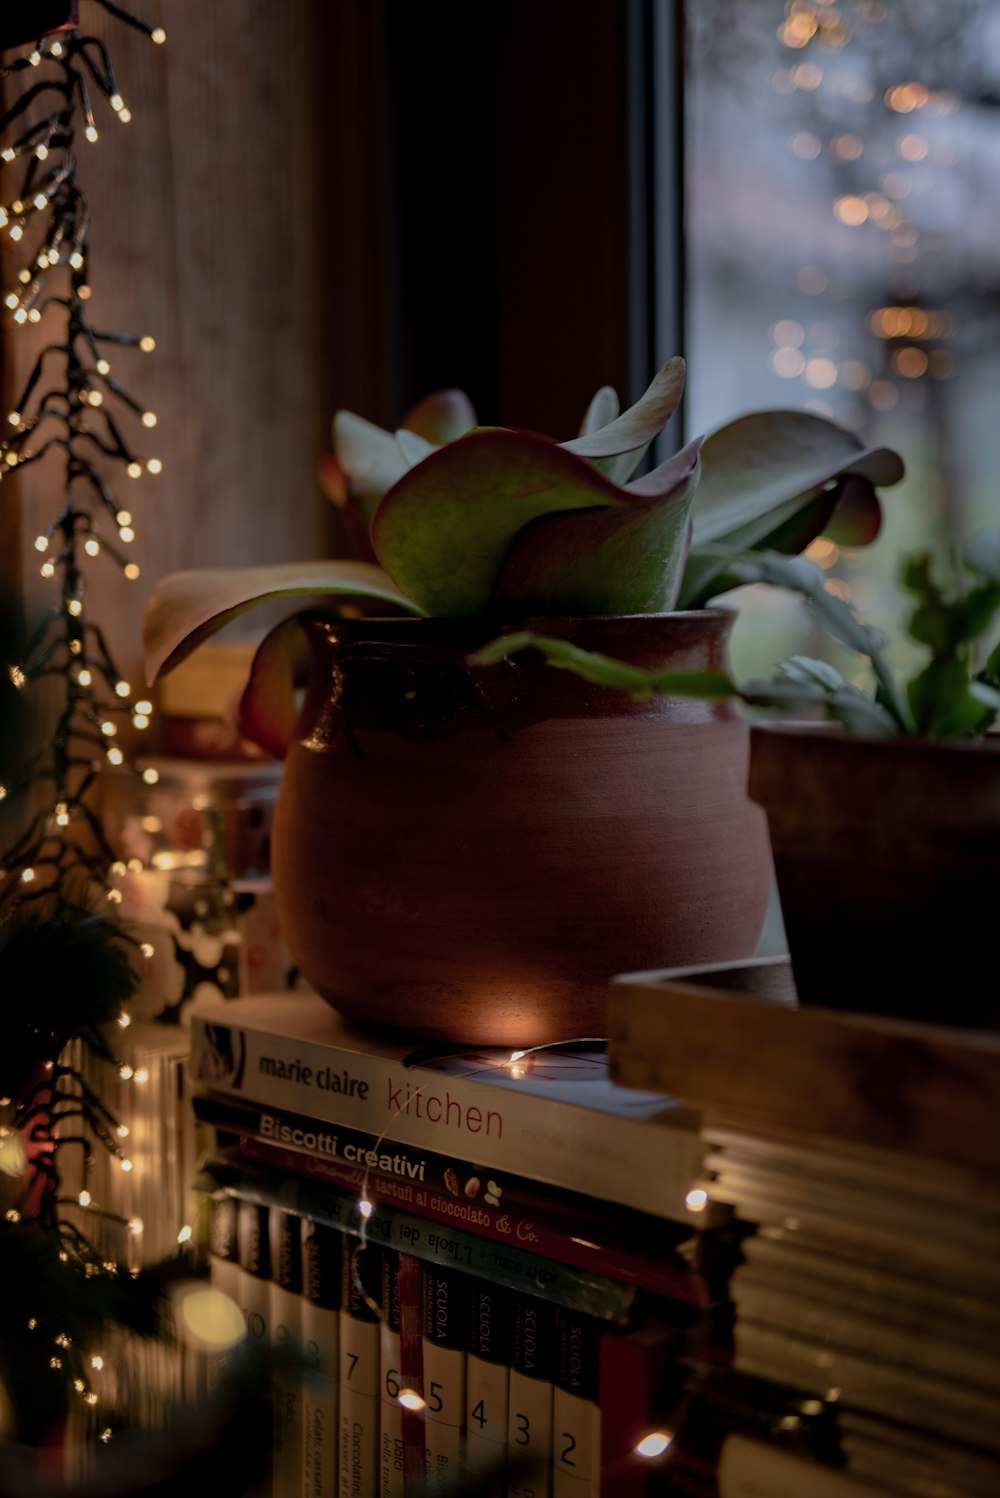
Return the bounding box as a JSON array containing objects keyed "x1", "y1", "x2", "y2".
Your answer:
[
  {"x1": 750, "y1": 726, "x2": 1000, "y2": 1024},
  {"x1": 271, "y1": 611, "x2": 771, "y2": 1044}
]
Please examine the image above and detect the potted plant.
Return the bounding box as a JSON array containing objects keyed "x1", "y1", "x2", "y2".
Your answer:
[
  {"x1": 143, "y1": 359, "x2": 904, "y2": 1044},
  {"x1": 477, "y1": 536, "x2": 1000, "y2": 1027}
]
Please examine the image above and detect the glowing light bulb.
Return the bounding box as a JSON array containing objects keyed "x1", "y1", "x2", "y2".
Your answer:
[
  {"x1": 124, "y1": 563, "x2": 141, "y2": 580},
  {"x1": 40, "y1": 562, "x2": 55, "y2": 578},
  {"x1": 101, "y1": 721, "x2": 117, "y2": 738},
  {"x1": 127, "y1": 461, "x2": 142, "y2": 478},
  {"x1": 0, "y1": 786, "x2": 6, "y2": 801},
  {"x1": 146, "y1": 457, "x2": 162, "y2": 474},
  {"x1": 96, "y1": 359, "x2": 110, "y2": 375},
  {"x1": 36, "y1": 144, "x2": 49, "y2": 161},
  {"x1": 33, "y1": 193, "x2": 47, "y2": 211},
  {"x1": 78, "y1": 285, "x2": 91, "y2": 299},
  {"x1": 78, "y1": 1189, "x2": 91, "y2": 1207},
  {"x1": 118, "y1": 1011, "x2": 131, "y2": 1028},
  {"x1": 119, "y1": 526, "x2": 135, "y2": 543},
  {"x1": 51, "y1": 41, "x2": 64, "y2": 56},
  {"x1": 398, "y1": 1390, "x2": 425, "y2": 1411},
  {"x1": 135, "y1": 700, "x2": 152, "y2": 715},
  {"x1": 177, "y1": 1224, "x2": 193, "y2": 1243},
  {"x1": 120, "y1": 1159, "x2": 133, "y2": 1173},
  {"x1": 142, "y1": 767, "x2": 159, "y2": 785},
  {"x1": 27, "y1": 308, "x2": 41, "y2": 323},
  {"x1": 107, "y1": 747, "x2": 124, "y2": 765},
  {"x1": 9, "y1": 666, "x2": 25, "y2": 689},
  {"x1": 8, "y1": 411, "x2": 21, "y2": 427},
  {"x1": 358, "y1": 1199, "x2": 373, "y2": 1219},
  {"x1": 13, "y1": 306, "x2": 27, "y2": 322},
  {"x1": 84, "y1": 1392, "x2": 98, "y2": 1406},
  {"x1": 34, "y1": 535, "x2": 48, "y2": 551},
  {"x1": 685, "y1": 1187, "x2": 709, "y2": 1213},
  {"x1": 1, "y1": 148, "x2": 15, "y2": 162},
  {"x1": 140, "y1": 335, "x2": 156, "y2": 352},
  {"x1": 9, "y1": 227, "x2": 23, "y2": 243},
  {"x1": 88, "y1": 390, "x2": 104, "y2": 406},
  {"x1": 21, "y1": 867, "x2": 34, "y2": 884},
  {"x1": 119, "y1": 1065, "x2": 133, "y2": 1081},
  {"x1": 28, "y1": 50, "x2": 41, "y2": 66},
  {"x1": 77, "y1": 668, "x2": 92, "y2": 686},
  {"x1": 128, "y1": 1217, "x2": 143, "y2": 1236},
  {"x1": 118, "y1": 108, "x2": 132, "y2": 124},
  {"x1": 152, "y1": 28, "x2": 166, "y2": 44},
  {"x1": 140, "y1": 942, "x2": 155, "y2": 959},
  {"x1": 141, "y1": 411, "x2": 157, "y2": 428},
  {"x1": 91, "y1": 1356, "x2": 104, "y2": 1370},
  {"x1": 133, "y1": 714, "x2": 150, "y2": 730},
  {"x1": 67, "y1": 599, "x2": 83, "y2": 617},
  {"x1": 116, "y1": 1124, "x2": 129, "y2": 1138},
  {"x1": 106, "y1": 887, "x2": 122, "y2": 904},
  {"x1": 115, "y1": 680, "x2": 130, "y2": 697},
  {"x1": 635, "y1": 1431, "x2": 672, "y2": 1458},
  {"x1": 4, "y1": 295, "x2": 19, "y2": 311},
  {"x1": 69, "y1": 251, "x2": 84, "y2": 269},
  {"x1": 55, "y1": 803, "x2": 69, "y2": 826},
  {"x1": 134, "y1": 1068, "x2": 149, "y2": 1084},
  {"x1": 84, "y1": 538, "x2": 100, "y2": 556},
  {"x1": 110, "y1": 94, "x2": 124, "y2": 111},
  {"x1": 85, "y1": 126, "x2": 99, "y2": 143}
]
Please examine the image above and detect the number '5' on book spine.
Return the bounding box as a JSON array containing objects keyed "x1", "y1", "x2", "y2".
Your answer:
[
  {"x1": 379, "y1": 1248, "x2": 405, "y2": 1498},
  {"x1": 302, "y1": 1218, "x2": 341, "y2": 1498},
  {"x1": 270, "y1": 1210, "x2": 304, "y2": 1498},
  {"x1": 553, "y1": 1308, "x2": 601, "y2": 1498},
  {"x1": 507, "y1": 1292, "x2": 556, "y2": 1498},
  {"x1": 465, "y1": 1281, "x2": 511, "y2": 1498},
  {"x1": 339, "y1": 1237, "x2": 382, "y2": 1498},
  {"x1": 420, "y1": 1263, "x2": 468, "y2": 1497}
]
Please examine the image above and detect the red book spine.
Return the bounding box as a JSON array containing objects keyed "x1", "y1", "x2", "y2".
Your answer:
[
  {"x1": 240, "y1": 1135, "x2": 707, "y2": 1309},
  {"x1": 397, "y1": 1252, "x2": 426, "y2": 1498}
]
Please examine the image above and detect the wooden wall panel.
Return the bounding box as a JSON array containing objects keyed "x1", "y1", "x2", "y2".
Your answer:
[{"x1": 1, "y1": 0, "x2": 388, "y2": 689}]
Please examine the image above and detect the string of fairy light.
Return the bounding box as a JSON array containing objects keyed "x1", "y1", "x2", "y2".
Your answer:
[{"x1": 0, "y1": 1, "x2": 173, "y2": 1436}]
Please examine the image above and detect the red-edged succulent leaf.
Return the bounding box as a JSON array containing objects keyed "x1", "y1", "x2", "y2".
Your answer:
[
  {"x1": 143, "y1": 559, "x2": 419, "y2": 682},
  {"x1": 402, "y1": 388, "x2": 477, "y2": 444},
  {"x1": 563, "y1": 357, "x2": 685, "y2": 484},
  {"x1": 372, "y1": 428, "x2": 635, "y2": 617},
  {"x1": 491, "y1": 439, "x2": 702, "y2": 615},
  {"x1": 692, "y1": 410, "x2": 904, "y2": 544},
  {"x1": 679, "y1": 487, "x2": 840, "y2": 608},
  {"x1": 824, "y1": 473, "x2": 884, "y2": 546},
  {"x1": 238, "y1": 616, "x2": 309, "y2": 760}
]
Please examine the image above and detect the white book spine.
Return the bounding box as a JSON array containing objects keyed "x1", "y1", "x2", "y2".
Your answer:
[
  {"x1": 339, "y1": 1237, "x2": 381, "y2": 1498},
  {"x1": 206, "y1": 1192, "x2": 241, "y2": 1395},
  {"x1": 553, "y1": 1309, "x2": 600, "y2": 1498},
  {"x1": 421, "y1": 1264, "x2": 467, "y2": 1497},
  {"x1": 270, "y1": 1210, "x2": 304, "y2": 1498},
  {"x1": 301, "y1": 1219, "x2": 341, "y2": 1498},
  {"x1": 236, "y1": 1196, "x2": 272, "y2": 1350},
  {"x1": 378, "y1": 1250, "x2": 405, "y2": 1498},
  {"x1": 507, "y1": 1295, "x2": 555, "y2": 1498},
  {"x1": 464, "y1": 1282, "x2": 511, "y2": 1498}
]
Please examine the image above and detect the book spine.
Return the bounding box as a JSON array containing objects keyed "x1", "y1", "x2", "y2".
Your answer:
[
  {"x1": 464, "y1": 1280, "x2": 511, "y2": 1498},
  {"x1": 339, "y1": 1235, "x2": 382, "y2": 1498},
  {"x1": 207, "y1": 1191, "x2": 241, "y2": 1393},
  {"x1": 507, "y1": 1293, "x2": 556, "y2": 1498},
  {"x1": 301, "y1": 1218, "x2": 341, "y2": 1498},
  {"x1": 396, "y1": 1252, "x2": 426, "y2": 1498},
  {"x1": 553, "y1": 1307, "x2": 601, "y2": 1498},
  {"x1": 379, "y1": 1248, "x2": 405, "y2": 1498},
  {"x1": 206, "y1": 1155, "x2": 635, "y2": 1324},
  {"x1": 420, "y1": 1263, "x2": 468, "y2": 1498},
  {"x1": 229, "y1": 1124, "x2": 705, "y2": 1307},
  {"x1": 598, "y1": 1322, "x2": 681, "y2": 1498},
  {"x1": 270, "y1": 1209, "x2": 304, "y2": 1498},
  {"x1": 236, "y1": 1195, "x2": 272, "y2": 1350},
  {"x1": 189, "y1": 1011, "x2": 703, "y2": 1222}
]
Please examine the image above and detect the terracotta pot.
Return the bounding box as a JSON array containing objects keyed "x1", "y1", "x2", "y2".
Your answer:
[
  {"x1": 749, "y1": 727, "x2": 1000, "y2": 1024},
  {"x1": 271, "y1": 612, "x2": 771, "y2": 1044}
]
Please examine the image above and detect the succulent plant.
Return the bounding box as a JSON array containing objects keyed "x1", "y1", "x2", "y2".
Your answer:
[{"x1": 143, "y1": 357, "x2": 904, "y2": 755}]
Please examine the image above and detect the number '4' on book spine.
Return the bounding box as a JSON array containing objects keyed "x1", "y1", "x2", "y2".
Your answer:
[{"x1": 464, "y1": 1280, "x2": 511, "y2": 1498}]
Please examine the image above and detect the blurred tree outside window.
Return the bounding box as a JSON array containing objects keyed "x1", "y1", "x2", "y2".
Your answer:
[{"x1": 681, "y1": 0, "x2": 1000, "y2": 682}]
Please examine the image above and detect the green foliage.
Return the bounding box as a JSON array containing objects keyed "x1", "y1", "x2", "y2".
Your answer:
[
  {"x1": 143, "y1": 359, "x2": 905, "y2": 758},
  {"x1": 473, "y1": 531, "x2": 1000, "y2": 742}
]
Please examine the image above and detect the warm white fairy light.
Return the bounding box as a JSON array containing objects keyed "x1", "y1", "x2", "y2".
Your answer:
[
  {"x1": 139, "y1": 335, "x2": 156, "y2": 352},
  {"x1": 76, "y1": 667, "x2": 92, "y2": 686},
  {"x1": 119, "y1": 525, "x2": 135, "y2": 543},
  {"x1": 685, "y1": 1187, "x2": 709, "y2": 1213},
  {"x1": 100, "y1": 1429, "x2": 112, "y2": 1443},
  {"x1": 128, "y1": 1217, "x2": 143, "y2": 1236},
  {"x1": 177, "y1": 1224, "x2": 193, "y2": 1243},
  {"x1": 55, "y1": 803, "x2": 69, "y2": 827},
  {"x1": 84, "y1": 1391, "x2": 98, "y2": 1406},
  {"x1": 139, "y1": 942, "x2": 154, "y2": 959},
  {"x1": 78, "y1": 1190, "x2": 91, "y2": 1207},
  {"x1": 67, "y1": 599, "x2": 82, "y2": 617},
  {"x1": 146, "y1": 457, "x2": 162, "y2": 474},
  {"x1": 132, "y1": 713, "x2": 149, "y2": 729},
  {"x1": 106, "y1": 747, "x2": 124, "y2": 766},
  {"x1": 109, "y1": 93, "x2": 124, "y2": 112},
  {"x1": 141, "y1": 767, "x2": 159, "y2": 785},
  {"x1": 91, "y1": 1356, "x2": 104, "y2": 1370},
  {"x1": 96, "y1": 359, "x2": 111, "y2": 375},
  {"x1": 117, "y1": 1012, "x2": 131, "y2": 1029},
  {"x1": 68, "y1": 250, "x2": 84, "y2": 269},
  {"x1": 115, "y1": 680, "x2": 130, "y2": 698},
  {"x1": 118, "y1": 1065, "x2": 133, "y2": 1081},
  {"x1": 85, "y1": 125, "x2": 99, "y2": 144},
  {"x1": 117, "y1": 510, "x2": 133, "y2": 526},
  {"x1": 635, "y1": 1431, "x2": 672, "y2": 1458},
  {"x1": 151, "y1": 28, "x2": 166, "y2": 44},
  {"x1": 358, "y1": 1198, "x2": 373, "y2": 1219},
  {"x1": 106, "y1": 887, "x2": 123, "y2": 904},
  {"x1": 124, "y1": 563, "x2": 141, "y2": 580},
  {"x1": 84, "y1": 538, "x2": 100, "y2": 556},
  {"x1": 133, "y1": 1068, "x2": 149, "y2": 1084},
  {"x1": 5, "y1": 1209, "x2": 21, "y2": 1223},
  {"x1": 398, "y1": 1390, "x2": 425, "y2": 1411},
  {"x1": 141, "y1": 411, "x2": 157, "y2": 428},
  {"x1": 40, "y1": 561, "x2": 55, "y2": 578},
  {"x1": 135, "y1": 700, "x2": 152, "y2": 716},
  {"x1": 78, "y1": 284, "x2": 91, "y2": 299},
  {"x1": 20, "y1": 868, "x2": 34, "y2": 884},
  {"x1": 9, "y1": 227, "x2": 23, "y2": 243},
  {"x1": 116, "y1": 1125, "x2": 129, "y2": 1139},
  {"x1": 100, "y1": 721, "x2": 117, "y2": 737},
  {"x1": 127, "y1": 461, "x2": 142, "y2": 477},
  {"x1": 119, "y1": 1158, "x2": 133, "y2": 1173}
]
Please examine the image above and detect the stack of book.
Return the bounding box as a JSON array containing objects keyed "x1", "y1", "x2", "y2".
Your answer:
[
  {"x1": 188, "y1": 988, "x2": 736, "y2": 1496},
  {"x1": 610, "y1": 957, "x2": 1000, "y2": 1498}
]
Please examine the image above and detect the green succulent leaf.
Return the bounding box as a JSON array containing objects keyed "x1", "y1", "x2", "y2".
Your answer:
[
  {"x1": 490, "y1": 439, "x2": 702, "y2": 616},
  {"x1": 332, "y1": 410, "x2": 411, "y2": 523},
  {"x1": 679, "y1": 487, "x2": 839, "y2": 609},
  {"x1": 373, "y1": 428, "x2": 638, "y2": 617},
  {"x1": 469, "y1": 630, "x2": 737, "y2": 701},
  {"x1": 907, "y1": 657, "x2": 998, "y2": 738},
  {"x1": 143, "y1": 560, "x2": 419, "y2": 682},
  {"x1": 562, "y1": 357, "x2": 685, "y2": 484},
  {"x1": 402, "y1": 388, "x2": 478, "y2": 445},
  {"x1": 778, "y1": 655, "x2": 847, "y2": 692},
  {"x1": 955, "y1": 584, "x2": 1000, "y2": 646}
]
